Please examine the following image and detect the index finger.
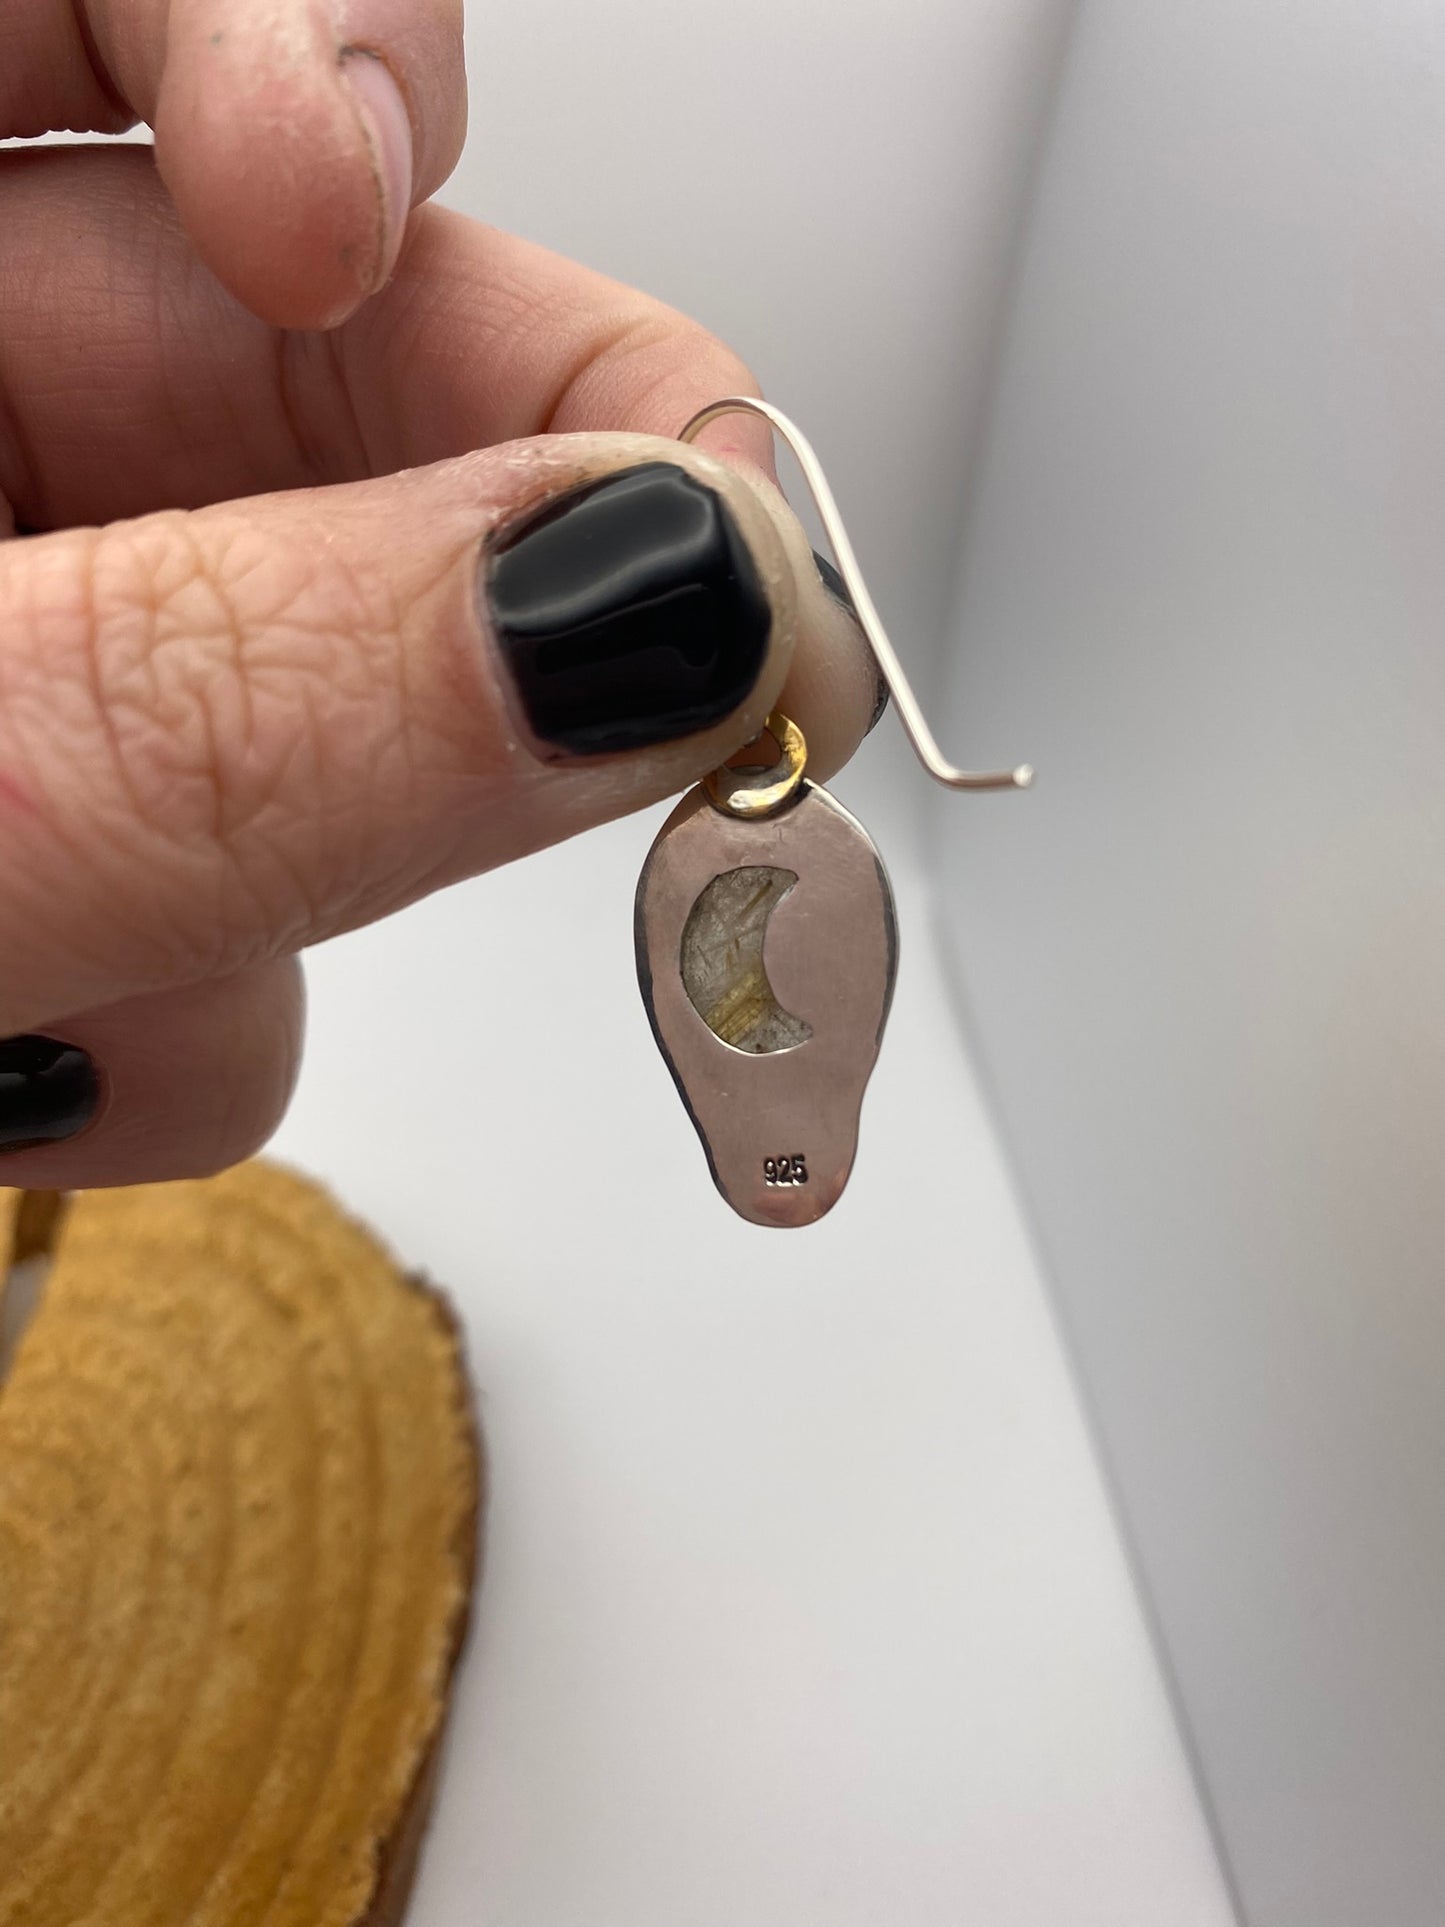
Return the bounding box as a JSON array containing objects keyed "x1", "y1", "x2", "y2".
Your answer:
[
  {"x1": 3, "y1": 0, "x2": 466, "y2": 328},
  {"x1": 0, "y1": 151, "x2": 784, "y2": 528},
  {"x1": 0, "y1": 154, "x2": 880, "y2": 785}
]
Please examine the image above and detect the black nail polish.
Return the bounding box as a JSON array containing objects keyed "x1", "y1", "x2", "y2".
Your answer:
[
  {"x1": 813, "y1": 550, "x2": 889, "y2": 733},
  {"x1": 0, "y1": 1036, "x2": 99, "y2": 1152},
  {"x1": 812, "y1": 549, "x2": 853, "y2": 614},
  {"x1": 485, "y1": 463, "x2": 773, "y2": 757}
]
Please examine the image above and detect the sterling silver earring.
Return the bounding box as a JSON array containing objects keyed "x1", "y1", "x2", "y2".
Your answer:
[{"x1": 635, "y1": 399, "x2": 1032, "y2": 1228}]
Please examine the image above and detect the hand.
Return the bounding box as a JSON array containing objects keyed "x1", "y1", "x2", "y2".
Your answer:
[{"x1": 0, "y1": 1, "x2": 878, "y2": 1186}]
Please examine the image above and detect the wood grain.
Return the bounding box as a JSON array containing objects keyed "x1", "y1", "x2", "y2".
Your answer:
[{"x1": 0, "y1": 1162, "x2": 481, "y2": 1927}]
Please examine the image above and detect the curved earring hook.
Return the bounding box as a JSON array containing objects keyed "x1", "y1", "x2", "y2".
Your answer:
[{"x1": 678, "y1": 396, "x2": 1033, "y2": 793}]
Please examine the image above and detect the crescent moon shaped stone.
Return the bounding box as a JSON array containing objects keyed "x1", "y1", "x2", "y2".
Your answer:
[{"x1": 635, "y1": 780, "x2": 898, "y2": 1227}]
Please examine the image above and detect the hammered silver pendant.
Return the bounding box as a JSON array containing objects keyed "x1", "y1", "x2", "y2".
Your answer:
[{"x1": 635, "y1": 714, "x2": 897, "y2": 1227}]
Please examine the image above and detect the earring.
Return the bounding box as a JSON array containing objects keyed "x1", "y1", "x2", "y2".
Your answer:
[{"x1": 635, "y1": 399, "x2": 1033, "y2": 1228}]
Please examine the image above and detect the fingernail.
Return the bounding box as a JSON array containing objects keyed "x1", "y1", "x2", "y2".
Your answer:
[
  {"x1": 813, "y1": 550, "x2": 889, "y2": 733},
  {"x1": 339, "y1": 49, "x2": 413, "y2": 291},
  {"x1": 0, "y1": 1036, "x2": 99, "y2": 1153},
  {"x1": 484, "y1": 463, "x2": 774, "y2": 757}
]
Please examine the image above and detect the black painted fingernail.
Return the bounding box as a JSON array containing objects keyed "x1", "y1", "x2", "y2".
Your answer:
[
  {"x1": 0, "y1": 1036, "x2": 99, "y2": 1152},
  {"x1": 813, "y1": 549, "x2": 889, "y2": 733},
  {"x1": 812, "y1": 548, "x2": 853, "y2": 613},
  {"x1": 485, "y1": 463, "x2": 774, "y2": 757}
]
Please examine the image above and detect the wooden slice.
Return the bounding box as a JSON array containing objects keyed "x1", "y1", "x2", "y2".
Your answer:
[{"x1": 0, "y1": 1162, "x2": 481, "y2": 1927}]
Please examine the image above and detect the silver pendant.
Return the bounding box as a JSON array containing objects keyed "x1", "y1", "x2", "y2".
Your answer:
[
  {"x1": 636, "y1": 714, "x2": 896, "y2": 1227},
  {"x1": 638, "y1": 397, "x2": 1034, "y2": 1228}
]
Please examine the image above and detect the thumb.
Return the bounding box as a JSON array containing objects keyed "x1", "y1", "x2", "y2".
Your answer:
[{"x1": 0, "y1": 434, "x2": 875, "y2": 1038}]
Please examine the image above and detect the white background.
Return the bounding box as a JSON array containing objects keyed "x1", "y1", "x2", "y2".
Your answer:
[{"x1": 933, "y1": 5, "x2": 1445, "y2": 1924}]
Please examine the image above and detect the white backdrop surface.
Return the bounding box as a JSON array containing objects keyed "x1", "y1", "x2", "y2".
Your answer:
[{"x1": 933, "y1": 4, "x2": 1445, "y2": 1924}]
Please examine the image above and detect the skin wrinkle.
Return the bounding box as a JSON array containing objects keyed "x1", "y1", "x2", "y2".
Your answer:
[
  {"x1": 158, "y1": 245, "x2": 237, "y2": 491},
  {"x1": 1, "y1": 3, "x2": 129, "y2": 134},
  {"x1": 136, "y1": 207, "x2": 281, "y2": 504},
  {"x1": 337, "y1": 230, "x2": 608, "y2": 463},
  {"x1": 0, "y1": 745, "x2": 185, "y2": 1005},
  {"x1": 67, "y1": 0, "x2": 134, "y2": 122},
  {"x1": 330, "y1": 223, "x2": 474, "y2": 469},
  {"x1": 216, "y1": 792, "x2": 323, "y2": 969},
  {"x1": 75, "y1": 527, "x2": 165, "y2": 851},
  {"x1": 316, "y1": 328, "x2": 371, "y2": 482},
  {"x1": 0, "y1": 360, "x2": 45, "y2": 529},
  {"x1": 168, "y1": 570, "x2": 346, "y2": 859},
  {"x1": 533, "y1": 307, "x2": 667, "y2": 443},
  {"x1": 355, "y1": 570, "x2": 424, "y2": 889},
  {"x1": 157, "y1": 520, "x2": 373, "y2": 836},
  {"x1": 1, "y1": 160, "x2": 184, "y2": 525},
  {"x1": 0, "y1": 568, "x2": 153, "y2": 922},
  {"x1": 563, "y1": 318, "x2": 716, "y2": 429},
  {"x1": 197, "y1": 304, "x2": 315, "y2": 508},
  {"x1": 72, "y1": 547, "x2": 243, "y2": 961},
  {"x1": 276, "y1": 327, "x2": 368, "y2": 488},
  {"x1": 0, "y1": 513, "x2": 371, "y2": 989},
  {"x1": 205, "y1": 659, "x2": 300, "y2": 860},
  {"x1": 235, "y1": 650, "x2": 388, "y2": 935},
  {"x1": 124, "y1": 519, "x2": 444, "y2": 954},
  {"x1": 150, "y1": 517, "x2": 250, "y2": 850},
  {"x1": 99, "y1": 517, "x2": 228, "y2": 836}
]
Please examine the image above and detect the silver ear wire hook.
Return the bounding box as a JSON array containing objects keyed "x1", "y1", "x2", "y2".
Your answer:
[{"x1": 678, "y1": 396, "x2": 1034, "y2": 792}]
